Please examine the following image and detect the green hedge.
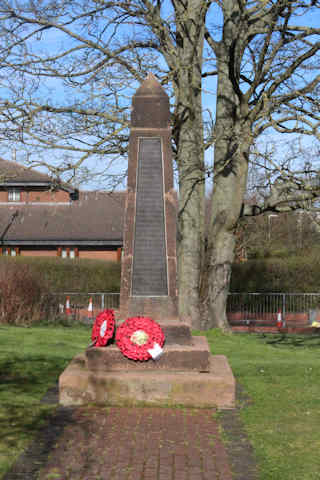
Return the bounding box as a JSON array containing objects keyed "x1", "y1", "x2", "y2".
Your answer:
[
  {"x1": 231, "y1": 254, "x2": 320, "y2": 293},
  {"x1": 0, "y1": 256, "x2": 121, "y2": 293}
]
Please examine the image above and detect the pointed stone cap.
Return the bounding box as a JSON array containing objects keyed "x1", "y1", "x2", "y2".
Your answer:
[
  {"x1": 134, "y1": 73, "x2": 168, "y2": 97},
  {"x1": 131, "y1": 73, "x2": 170, "y2": 128}
]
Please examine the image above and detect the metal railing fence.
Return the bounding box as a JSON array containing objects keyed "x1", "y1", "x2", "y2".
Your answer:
[
  {"x1": 52, "y1": 292, "x2": 120, "y2": 310},
  {"x1": 227, "y1": 292, "x2": 320, "y2": 324},
  {"x1": 47, "y1": 291, "x2": 320, "y2": 325},
  {"x1": 46, "y1": 292, "x2": 120, "y2": 322}
]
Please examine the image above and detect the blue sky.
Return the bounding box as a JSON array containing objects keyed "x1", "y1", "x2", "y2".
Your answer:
[{"x1": 0, "y1": 1, "x2": 319, "y2": 192}]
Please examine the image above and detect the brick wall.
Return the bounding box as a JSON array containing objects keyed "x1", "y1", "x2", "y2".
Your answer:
[
  {"x1": 231, "y1": 325, "x2": 316, "y2": 334},
  {"x1": 79, "y1": 250, "x2": 118, "y2": 261},
  {"x1": 0, "y1": 191, "x2": 29, "y2": 202},
  {"x1": 0, "y1": 191, "x2": 8, "y2": 202},
  {"x1": 27, "y1": 190, "x2": 70, "y2": 203},
  {"x1": 228, "y1": 310, "x2": 320, "y2": 333},
  {"x1": 0, "y1": 189, "x2": 70, "y2": 203},
  {"x1": 20, "y1": 250, "x2": 57, "y2": 257},
  {"x1": 17, "y1": 248, "x2": 120, "y2": 261},
  {"x1": 228, "y1": 311, "x2": 312, "y2": 325}
]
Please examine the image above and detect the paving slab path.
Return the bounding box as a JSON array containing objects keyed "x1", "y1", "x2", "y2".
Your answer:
[{"x1": 4, "y1": 387, "x2": 258, "y2": 480}]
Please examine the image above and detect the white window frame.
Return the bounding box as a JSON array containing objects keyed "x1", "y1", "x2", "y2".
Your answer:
[
  {"x1": 8, "y1": 189, "x2": 21, "y2": 202},
  {"x1": 61, "y1": 248, "x2": 77, "y2": 259},
  {"x1": 3, "y1": 248, "x2": 18, "y2": 256}
]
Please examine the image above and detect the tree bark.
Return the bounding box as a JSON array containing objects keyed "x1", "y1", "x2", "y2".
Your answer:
[
  {"x1": 176, "y1": 103, "x2": 205, "y2": 329},
  {"x1": 171, "y1": 0, "x2": 206, "y2": 329},
  {"x1": 205, "y1": 1, "x2": 251, "y2": 331}
]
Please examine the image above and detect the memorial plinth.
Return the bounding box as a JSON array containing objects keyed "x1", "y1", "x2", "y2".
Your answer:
[
  {"x1": 60, "y1": 353, "x2": 235, "y2": 409},
  {"x1": 59, "y1": 74, "x2": 235, "y2": 409}
]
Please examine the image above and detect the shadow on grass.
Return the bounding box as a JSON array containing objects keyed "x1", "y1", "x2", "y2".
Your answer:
[
  {"x1": 2, "y1": 406, "x2": 76, "y2": 480},
  {"x1": 0, "y1": 353, "x2": 77, "y2": 479},
  {"x1": 0, "y1": 354, "x2": 71, "y2": 395},
  {"x1": 217, "y1": 383, "x2": 259, "y2": 480},
  {"x1": 258, "y1": 333, "x2": 320, "y2": 348}
]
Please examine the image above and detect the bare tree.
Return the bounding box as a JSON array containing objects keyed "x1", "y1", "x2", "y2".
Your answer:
[
  {"x1": 0, "y1": 1, "x2": 319, "y2": 330},
  {"x1": 203, "y1": 1, "x2": 320, "y2": 329}
]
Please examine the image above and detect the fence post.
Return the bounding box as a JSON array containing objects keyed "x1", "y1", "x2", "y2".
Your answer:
[
  {"x1": 282, "y1": 293, "x2": 286, "y2": 326},
  {"x1": 101, "y1": 293, "x2": 105, "y2": 310}
]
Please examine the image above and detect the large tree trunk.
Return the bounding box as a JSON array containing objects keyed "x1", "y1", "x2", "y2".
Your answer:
[
  {"x1": 176, "y1": 105, "x2": 205, "y2": 328},
  {"x1": 172, "y1": 0, "x2": 206, "y2": 329},
  {"x1": 205, "y1": 2, "x2": 251, "y2": 331},
  {"x1": 207, "y1": 126, "x2": 250, "y2": 331}
]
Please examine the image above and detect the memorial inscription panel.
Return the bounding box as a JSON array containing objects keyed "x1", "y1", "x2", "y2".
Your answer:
[{"x1": 132, "y1": 137, "x2": 168, "y2": 296}]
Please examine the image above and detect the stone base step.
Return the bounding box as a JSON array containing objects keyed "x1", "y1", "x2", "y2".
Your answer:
[
  {"x1": 59, "y1": 355, "x2": 235, "y2": 409},
  {"x1": 85, "y1": 335, "x2": 210, "y2": 373},
  {"x1": 115, "y1": 320, "x2": 193, "y2": 345}
]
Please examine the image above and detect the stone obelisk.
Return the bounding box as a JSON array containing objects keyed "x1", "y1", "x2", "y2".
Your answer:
[
  {"x1": 59, "y1": 75, "x2": 236, "y2": 409},
  {"x1": 120, "y1": 73, "x2": 178, "y2": 321}
]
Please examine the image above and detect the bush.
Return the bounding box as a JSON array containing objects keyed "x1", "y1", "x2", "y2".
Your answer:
[
  {"x1": 37, "y1": 257, "x2": 121, "y2": 292},
  {"x1": 0, "y1": 256, "x2": 121, "y2": 293},
  {"x1": 0, "y1": 257, "x2": 121, "y2": 325},
  {"x1": 231, "y1": 254, "x2": 320, "y2": 293},
  {"x1": 0, "y1": 259, "x2": 51, "y2": 325}
]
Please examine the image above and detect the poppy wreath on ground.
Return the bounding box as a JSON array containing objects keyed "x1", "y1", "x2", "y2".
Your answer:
[
  {"x1": 91, "y1": 309, "x2": 115, "y2": 347},
  {"x1": 116, "y1": 316, "x2": 165, "y2": 361}
]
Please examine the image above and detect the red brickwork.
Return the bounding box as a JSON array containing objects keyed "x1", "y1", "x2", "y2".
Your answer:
[
  {"x1": 79, "y1": 250, "x2": 118, "y2": 261},
  {"x1": 37, "y1": 407, "x2": 233, "y2": 480},
  {"x1": 228, "y1": 311, "x2": 313, "y2": 325},
  {"x1": 228, "y1": 310, "x2": 320, "y2": 333},
  {"x1": 0, "y1": 189, "x2": 69, "y2": 203},
  {"x1": 3, "y1": 248, "x2": 119, "y2": 261},
  {"x1": 28, "y1": 190, "x2": 69, "y2": 202},
  {"x1": 232, "y1": 325, "x2": 318, "y2": 334},
  {"x1": 20, "y1": 250, "x2": 57, "y2": 257}
]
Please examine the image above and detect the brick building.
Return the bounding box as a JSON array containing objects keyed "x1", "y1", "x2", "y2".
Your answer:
[{"x1": 0, "y1": 158, "x2": 124, "y2": 261}]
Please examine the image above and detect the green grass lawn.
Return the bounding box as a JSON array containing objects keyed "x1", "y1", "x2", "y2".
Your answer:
[
  {"x1": 203, "y1": 329, "x2": 320, "y2": 480},
  {"x1": 0, "y1": 324, "x2": 90, "y2": 478},
  {"x1": 1, "y1": 326, "x2": 320, "y2": 479}
]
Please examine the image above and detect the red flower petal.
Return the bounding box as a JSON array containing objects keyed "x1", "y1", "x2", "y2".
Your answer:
[
  {"x1": 91, "y1": 309, "x2": 115, "y2": 347},
  {"x1": 116, "y1": 316, "x2": 165, "y2": 361}
]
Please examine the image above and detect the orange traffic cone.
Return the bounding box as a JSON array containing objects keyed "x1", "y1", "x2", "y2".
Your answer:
[
  {"x1": 88, "y1": 297, "x2": 93, "y2": 317},
  {"x1": 66, "y1": 296, "x2": 71, "y2": 315},
  {"x1": 277, "y1": 309, "x2": 282, "y2": 329}
]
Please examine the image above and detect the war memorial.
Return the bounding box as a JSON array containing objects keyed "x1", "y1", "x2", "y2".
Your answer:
[{"x1": 59, "y1": 74, "x2": 235, "y2": 409}]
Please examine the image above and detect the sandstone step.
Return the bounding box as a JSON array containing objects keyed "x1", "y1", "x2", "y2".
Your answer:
[
  {"x1": 59, "y1": 355, "x2": 235, "y2": 409},
  {"x1": 85, "y1": 335, "x2": 210, "y2": 373},
  {"x1": 116, "y1": 320, "x2": 193, "y2": 345},
  {"x1": 160, "y1": 322, "x2": 193, "y2": 345}
]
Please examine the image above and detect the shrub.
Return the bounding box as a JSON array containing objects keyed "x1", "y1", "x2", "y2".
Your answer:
[
  {"x1": 0, "y1": 256, "x2": 121, "y2": 293},
  {"x1": 0, "y1": 259, "x2": 50, "y2": 325},
  {"x1": 0, "y1": 256, "x2": 121, "y2": 325},
  {"x1": 30, "y1": 257, "x2": 121, "y2": 292},
  {"x1": 231, "y1": 254, "x2": 320, "y2": 293}
]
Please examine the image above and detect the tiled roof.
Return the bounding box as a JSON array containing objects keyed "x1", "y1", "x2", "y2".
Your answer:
[
  {"x1": 0, "y1": 157, "x2": 52, "y2": 183},
  {"x1": 0, "y1": 191, "x2": 125, "y2": 245},
  {"x1": 0, "y1": 157, "x2": 77, "y2": 194}
]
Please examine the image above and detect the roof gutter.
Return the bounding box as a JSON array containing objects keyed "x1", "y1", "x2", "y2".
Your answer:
[
  {"x1": 2, "y1": 239, "x2": 123, "y2": 246},
  {"x1": 0, "y1": 182, "x2": 78, "y2": 195}
]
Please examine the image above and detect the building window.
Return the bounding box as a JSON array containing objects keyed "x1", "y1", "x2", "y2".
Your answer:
[
  {"x1": 57, "y1": 247, "x2": 79, "y2": 259},
  {"x1": 8, "y1": 189, "x2": 21, "y2": 202}
]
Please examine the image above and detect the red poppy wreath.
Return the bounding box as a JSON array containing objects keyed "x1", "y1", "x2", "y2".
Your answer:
[
  {"x1": 91, "y1": 309, "x2": 115, "y2": 347},
  {"x1": 116, "y1": 316, "x2": 165, "y2": 361}
]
